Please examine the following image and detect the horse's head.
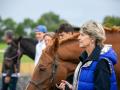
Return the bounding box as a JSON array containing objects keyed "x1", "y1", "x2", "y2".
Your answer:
[
  {"x1": 26, "y1": 35, "x2": 59, "y2": 90},
  {"x1": 7, "y1": 36, "x2": 37, "y2": 60},
  {"x1": 4, "y1": 36, "x2": 23, "y2": 60},
  {"x1": 3, "y1": 37, "x2": 23, "y2": 72},
  {"x1": 26, "y1": 32, "x2": 82, "y2": 90}
]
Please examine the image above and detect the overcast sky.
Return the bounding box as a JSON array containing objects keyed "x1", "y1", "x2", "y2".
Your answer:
[{"x1": 0, "y1": 0, "x2": 120, "y2": 26}]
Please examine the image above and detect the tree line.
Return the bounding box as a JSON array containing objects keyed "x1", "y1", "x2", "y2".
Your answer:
[
  {"x1": 0, "y1": 12, "x2": 67, "y2": 40},
  {"x1": 0, "y1": 12, "x2": 120, "y2": 41}
]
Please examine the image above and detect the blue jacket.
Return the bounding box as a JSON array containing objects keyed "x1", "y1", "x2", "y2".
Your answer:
[{"x1": 76, "y1": 45, "x2": 118, "y2": 90}]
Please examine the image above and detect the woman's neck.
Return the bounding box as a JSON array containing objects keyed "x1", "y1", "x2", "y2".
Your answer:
[{"x1": 86, "y1": 43, "x2": 95, "y2": 56}]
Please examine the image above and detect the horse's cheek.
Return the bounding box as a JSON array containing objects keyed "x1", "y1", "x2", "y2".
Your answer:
[{"x1": 55, "y1": 65, "x2": 67, "y2": 83}]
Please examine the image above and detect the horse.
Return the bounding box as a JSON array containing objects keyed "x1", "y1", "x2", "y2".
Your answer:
[
  {"x1": 3, "y1": 36, "x2": 37, "y2": 60},
  {"x1": 26, "y1": 30, "x2": 120, "y2": 90},
  {"x1": 2, "y1": 37, "x2": 37, "y2": 80},
  {"x1": 105, "y1": 30, "x2": 120, "y2": 89},
  {"x1": 25, "y1": 33, "x2": 82, "y2": 90}
]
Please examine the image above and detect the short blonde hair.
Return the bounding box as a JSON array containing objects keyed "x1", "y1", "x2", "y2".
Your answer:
[{"x1": 80, "y1": 20, "x2": 106, "y2": 45}]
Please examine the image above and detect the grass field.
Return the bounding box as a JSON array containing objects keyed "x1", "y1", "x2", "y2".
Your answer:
[
  {"x1": 0, "y1": 43, "x2": 7, "y2": 49},
  {"x1": 0, "y1": 43, "x2": 34, "y2": 74}
]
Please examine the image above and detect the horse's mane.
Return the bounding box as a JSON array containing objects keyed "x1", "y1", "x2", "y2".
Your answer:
[
  {"x1": 23, "y1": 37, "x2": 37, "y2": 43},
  {"x1": 13, "y1": 36, "x2": 37, "y2": 44},
  {"x1": 18, "y1": 37, "x2": 38, "y2": 45},
  {"x1": 44, "y1": 33, "x2": 79, "y2": 55},
  {"x1": 104, "y1": 27, "x2": 120, "y2": 33},
  {"x1": 57, "y1": 27, "x2": 120, "y2": 45},
  {"x1": 59, "y1": 32, "x2": 79, "y2": 45}
]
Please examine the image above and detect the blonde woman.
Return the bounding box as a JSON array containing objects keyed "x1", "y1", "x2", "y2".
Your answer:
[
  {"x1": 44, "y1": 32, "x2": 55, "y2": 46},
  {"x1": 56, "y1": 20, "x2": 118, "y2": 90}
]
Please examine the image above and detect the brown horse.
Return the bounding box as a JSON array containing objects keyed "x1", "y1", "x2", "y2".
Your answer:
[
  {"x1": 25, "y1": 33, "x2": 82, "y2": 90},
  {"x1": 26, "y1": 30, "x2": 120, "y2": 90},
  {"x1": 105, "y1": 30, "x2": 120, "y2": 89}
]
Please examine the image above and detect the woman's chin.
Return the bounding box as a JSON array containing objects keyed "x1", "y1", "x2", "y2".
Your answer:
[
  {"x1": 79, "y1": 45, "x2": 83, "y2": 48},
  {"x1": 79, "y1": 45, "x2": 86, "y2": 48}
]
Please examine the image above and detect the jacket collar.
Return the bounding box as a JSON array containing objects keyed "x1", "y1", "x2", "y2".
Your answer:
[{"x1": 79, "y1": 45, "x2": 102, "y2": 63}]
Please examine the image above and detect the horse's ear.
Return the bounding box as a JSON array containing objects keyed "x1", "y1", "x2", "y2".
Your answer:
[
  {"x1": 54, "y1": 37, "x2": 59, "y2": 53},
  {"x1": 18, "y1": 36, "x2": 23, "y2": 41},
  {"x1": 52, "y1": 33, "x2": 59, "y2": 53},
  {"x1": 11, "y1": 36, "x2": 23, "y2": 47}
]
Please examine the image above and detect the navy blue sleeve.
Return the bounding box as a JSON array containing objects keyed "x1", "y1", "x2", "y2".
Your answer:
[{"x1": 94, "y1": 59, "x2": 111, "y2": 90}]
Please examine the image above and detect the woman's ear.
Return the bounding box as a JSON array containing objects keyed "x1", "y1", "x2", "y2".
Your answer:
[
  {"x1": 91, "y1": 39, "x2": 94, "y2": 43},
  {"x1": 91, "y1": 38, "x2": 96, "y2": 44},
  {"x1": 90, "y1": 36, "x2": 95, "y2": 43}
]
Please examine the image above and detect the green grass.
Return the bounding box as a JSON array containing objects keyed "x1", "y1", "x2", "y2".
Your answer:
[
  {"x1": 0, "y1": 43, "x2": 34, "y2": 63},
  {"x1": 0, "y1": 52, "x2": 34, "y2": 63},
  {"x1": 0, "y1": 43, "x2": 7, "y2": 49},
  {"x1": 21, "y1": 55, "x2": 34, "y2": 63},
  {"x1": 0, "y1": 52, "x2": 3, "y2": 63}
]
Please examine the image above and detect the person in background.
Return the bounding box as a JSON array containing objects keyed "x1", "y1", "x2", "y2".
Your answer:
[
  {"x1": 43, "y1": 32, "x2": 55, "y2": 46},
  {"x1": 2, "y1": 30, "x2": 14, "y2": 44},
  {"x1": 56, "y1": 23, "x2": 76, "y2": 90},
  {"x1": 56, "y1": 20, "x2": 118, "y2": 90},
  {"x1": 34, "y1": 25, "x2": 47, "y2": 66},
  {"x1": 1, "y1": 30, "x2": 19, "y2": 90},
  {"x1": 56, "y1": 23, "x2": 74, "y2": 39}
]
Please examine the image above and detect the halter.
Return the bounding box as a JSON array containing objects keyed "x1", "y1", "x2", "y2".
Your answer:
[{"x1": 28, "y1": 54, "x2": 59, "y2": 90}]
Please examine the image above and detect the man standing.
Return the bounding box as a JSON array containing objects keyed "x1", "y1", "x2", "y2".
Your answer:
[
  {"x1": 1, "y1": 30, "x2": 19, "y2": 90},
  {"x1": 2, "y1": 30, "x2": 14, "y2": 44},
  {"x1": 34, "y1": 25, "x2": 47, "y2": 66}
]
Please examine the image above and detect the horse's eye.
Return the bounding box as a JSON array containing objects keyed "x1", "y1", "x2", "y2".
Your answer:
[{"x1": 39, "y1": 64, "x2": 46, "y2": 71}]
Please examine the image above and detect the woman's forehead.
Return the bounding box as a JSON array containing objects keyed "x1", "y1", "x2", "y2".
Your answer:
[{"x1": 44, "y1": 35, "x2": 52, "y2": 39}]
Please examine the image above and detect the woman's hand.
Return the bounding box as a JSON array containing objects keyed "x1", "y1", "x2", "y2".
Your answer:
[{"x1": 56, "y1": 80, "x2": 73, "y2": 90}]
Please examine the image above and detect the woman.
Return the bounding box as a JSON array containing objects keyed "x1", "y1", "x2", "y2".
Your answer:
[
  {"x1": 44, "y1": 32, "x2": 55, "y2": 46},
  {"x1": 56, "y1": 20, "x2": 118, "y2": 90}
]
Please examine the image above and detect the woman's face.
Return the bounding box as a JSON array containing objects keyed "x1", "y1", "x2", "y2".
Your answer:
[
  {"x1": 44, "y1": 36, "x2": 52, "y2": 46},
  {"x1": 78, "y1": 31, "x2": 93, "y2": 48}
]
